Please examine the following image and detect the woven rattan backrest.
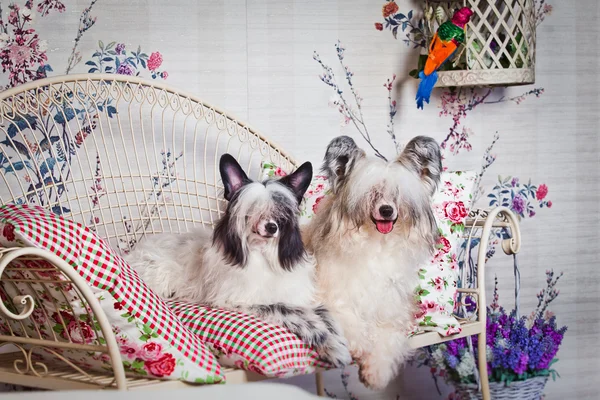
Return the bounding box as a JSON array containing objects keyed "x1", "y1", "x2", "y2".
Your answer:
[{"x1": 0, "y1": 74, "x2": 297, "y2": 255}]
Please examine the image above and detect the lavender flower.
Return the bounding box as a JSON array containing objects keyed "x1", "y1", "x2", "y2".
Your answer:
[
  {"x1": 423, "y1": 271, "x2": 566, "y2": 385},
  {"x1": 445, "y1": 354, "x2": 459, "y2": 369},
  {"x1": 511, "y1": 194, "x2": 526, "y2": 214},
  {"x1": 117, "y1": 63, "x2": 134, "y2": 76},
  {"x1": 115, "y1": 43, "x2": 125, "y2": 54}
]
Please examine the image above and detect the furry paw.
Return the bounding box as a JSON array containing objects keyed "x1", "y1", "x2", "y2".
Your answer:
[
  {"x1": 245, "y1": 303, "x2": 352, "y2": 367},
  {"x1": 358, "y1": 360, "x2": 393, "y2": 391},
  {"x1": 311, "y1": 304, "x2": 352, "y2": 368},
  {"x1": 316, "y1": 332, "x2": 352, "y2": 368}
]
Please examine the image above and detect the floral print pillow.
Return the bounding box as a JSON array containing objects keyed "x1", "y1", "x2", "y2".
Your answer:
[
  {"x1": 262, "y1": 162, "x2": 476, "y2": 336},
  {"x1": 412, "y1": 171, "x2": 476, "y2": 336},
  {"x1": 0, "y1": 204, "x2": 223, "y2": 384}
]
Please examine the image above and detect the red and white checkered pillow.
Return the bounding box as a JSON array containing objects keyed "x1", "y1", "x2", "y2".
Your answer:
[
  {"x1": 0, "y1": 204, "x2": 223, "y2": 383},
  {"x1": 168, "y1": 302, "x2": 326, "y2": 377}
]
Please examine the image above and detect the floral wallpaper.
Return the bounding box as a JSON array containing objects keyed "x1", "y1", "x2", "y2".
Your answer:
[
  {"x1": 0, "y1": 0, "x2": 595, "y2": 399},
  {"x1": 0, "y1": 0, "x2": 167, "y2": 90}
]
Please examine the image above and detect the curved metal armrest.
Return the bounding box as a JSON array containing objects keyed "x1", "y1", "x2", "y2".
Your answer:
[
  {"x1": 473, "y1": 206, "x2": 522, "y2": 266},
  {"x1": 466, "y1": 207, "x2": 521, "y2": 255},
  {"x1": 455, "y1": 207, "x2": 522, "y2": 319},
  {"x1": 472, "y1": 207, "x2": 521, "y2": 321},
  {"x1": 0, "y1": 246, "x2": 127, "y2": 389}
]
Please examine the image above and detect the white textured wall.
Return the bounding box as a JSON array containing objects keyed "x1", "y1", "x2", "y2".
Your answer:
[{"x1": 1, "y1": 1, "x2": 598, "y2": 398}]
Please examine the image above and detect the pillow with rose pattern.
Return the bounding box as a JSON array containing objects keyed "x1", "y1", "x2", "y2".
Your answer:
[
  {"x1": 262, "y1": 162, "x2": 476, "y2": 337},
  {"x1": 0, "y1": 204, "x2": 223, "y2": 383}
]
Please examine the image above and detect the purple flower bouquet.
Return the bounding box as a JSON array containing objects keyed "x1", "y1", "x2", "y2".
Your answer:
[{"x1": 425, "y1": 271, "x2": 566, "y2": 392}]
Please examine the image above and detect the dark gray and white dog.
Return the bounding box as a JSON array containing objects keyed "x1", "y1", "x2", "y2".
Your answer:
[
  {"x1": 304, "y1": 136, "x2": 442, "y2": 389},
  {"x1": 127, "y1": 154, "x2": 351, "y2": 367}
]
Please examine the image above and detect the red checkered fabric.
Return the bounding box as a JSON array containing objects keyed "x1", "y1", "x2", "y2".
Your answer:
[
  {"x1": 168, "y1": 301, "x2": 326, "y2": 377},
  {"x1": 0, "y1": 204, "x2": 223, "y2": 381}
]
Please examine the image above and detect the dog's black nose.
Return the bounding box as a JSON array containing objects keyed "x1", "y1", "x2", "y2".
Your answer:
[
  {"x1": 265, "y1": 222, "x2": 278, "y2": 235},
  {"x1": 379, "y1": 205, "x2": 394, "y2": 218}
]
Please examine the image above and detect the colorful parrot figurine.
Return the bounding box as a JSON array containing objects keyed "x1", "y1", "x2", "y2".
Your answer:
[{"x1": 416, "y1": 7, "x2": 474, "y2": 109}]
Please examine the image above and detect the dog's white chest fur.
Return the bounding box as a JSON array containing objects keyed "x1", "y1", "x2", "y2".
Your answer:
[
  {"x1": 200, "y1": 244, "x2": 316, "y2": 307},
  {"x1": 316, "y1": 228, "x2": 422, "y2": 335},
  {"x1": 126, "y1": 227, "x2": 316, "y2": 308}
]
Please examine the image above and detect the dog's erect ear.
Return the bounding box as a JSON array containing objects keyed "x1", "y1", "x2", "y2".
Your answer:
[
  {"x1": 397, "y1": 136, "x2": 442, "y2": 196},
  {"x1": 321, "y1": 136, "x2": 365, "y2": 193},
  {"x1": 220, "y1": 154, "x2": 251, "y2": 201},
  {"x1": 278, "y1": 162, "x2": 313, "y2": 203}
]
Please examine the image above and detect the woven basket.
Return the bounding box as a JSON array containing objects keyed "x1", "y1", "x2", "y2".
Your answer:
[
  {"x1": 424, "y1": 0, "x2": 536, "y2": 87},
  {"x1": 456, "y1": 376, "x2": 548, "y2": 400}
]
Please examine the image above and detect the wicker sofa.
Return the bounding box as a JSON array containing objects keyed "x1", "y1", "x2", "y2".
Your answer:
[{"x1": 0, "y1": 75, "x2": 521, "y2": 398}]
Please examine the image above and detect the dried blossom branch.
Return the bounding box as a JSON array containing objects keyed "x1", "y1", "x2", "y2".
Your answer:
[
  {"x1": 0, "y1": 3, "x2": 6, "y2": 35},
  {"x1": 118, "y1": 149, "x2": 183, "y2": 253},
  {"x1": 471, "y1": 132, "x2": 499, "y2": 205},
  {"x1": 534, "y1": 270, "x2": 563, "y2": 320},
  {"x1": 37, "y1": 0, "x2": 65, "y2": 17},
  {"x1": 88, "y1": 153, "x2": 105, "y2": 228},
  {"x1": 483, "y1": 88, "x2": 545, "y2": 105},
  {"x1": 438, "y1": 88, "x2": 493, "y2": 158},
  {"x1": 490, "y1": 275, "x2": 500, "y2": 312},
  {"x1": 335, "y1": 42, "x2": 364, "y2": 120},
  {"x1": 384, "y1": 74, "x2": 400, "y2": 154},
  {"x1": 534, "y1": 0, "x2": 553, "y2": 26},
  {"x1": 65, "y1": 0, "x2": 98, "y2": 74},
  {"x1": 340, "y1": 369, "x2": 359, "y2": 400},
  {"x1": 314, "y1": 44, "x2": 387, "y2": 161}
]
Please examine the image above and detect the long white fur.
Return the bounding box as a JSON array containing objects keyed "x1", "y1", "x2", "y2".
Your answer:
[
  {"x1": 126, "y1": 183, "x2": 316, "y2": 306},
  {"x1": 304, "y1": 136, "x2": 440, "y2": 390},
  {"x1": 127, "y1": 173, "x2": 352, "y2": 367}
]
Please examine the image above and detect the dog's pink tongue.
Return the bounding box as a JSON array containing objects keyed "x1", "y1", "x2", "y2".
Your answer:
[{"x1": 375, "y1": 220, "x2": 394, "y2": 234}]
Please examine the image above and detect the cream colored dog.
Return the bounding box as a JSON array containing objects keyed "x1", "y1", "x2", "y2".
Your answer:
[{"x1": 304, "y1": 135, "x2": 442, "y2": 390}]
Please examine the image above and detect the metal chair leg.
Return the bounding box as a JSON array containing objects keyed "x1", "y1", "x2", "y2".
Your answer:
[
  {"x1": 478, "y1": 331, "x2": 490, "y2": 400},
  {"x1": 315, "y1": 371, "x2": 325, "y2": 396}
]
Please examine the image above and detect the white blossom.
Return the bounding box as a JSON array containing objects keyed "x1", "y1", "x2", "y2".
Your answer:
[
  {"x1": 456, "y1": 351, "x2": 476, "y2": 379},
  {"x1": 432, "y1": 347, "x2": 445, "y2": 366},
  {"x1": 497, "y1": 338, "x2": 508, "y2": 349},
  {"x1": 38, "y1": 40, "x2": 48, "y2": 52},
  {"x1": 0, "y1": 33, "x2": 9, "y2": 48}
]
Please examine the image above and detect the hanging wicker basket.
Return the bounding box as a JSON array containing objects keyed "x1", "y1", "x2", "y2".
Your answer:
[
  {"x1": 455, "y1": 376, "x2": 548, "y2": 400},
  {"x1": 424, "y1": 0, "x2": 536, "y2": 87}
]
